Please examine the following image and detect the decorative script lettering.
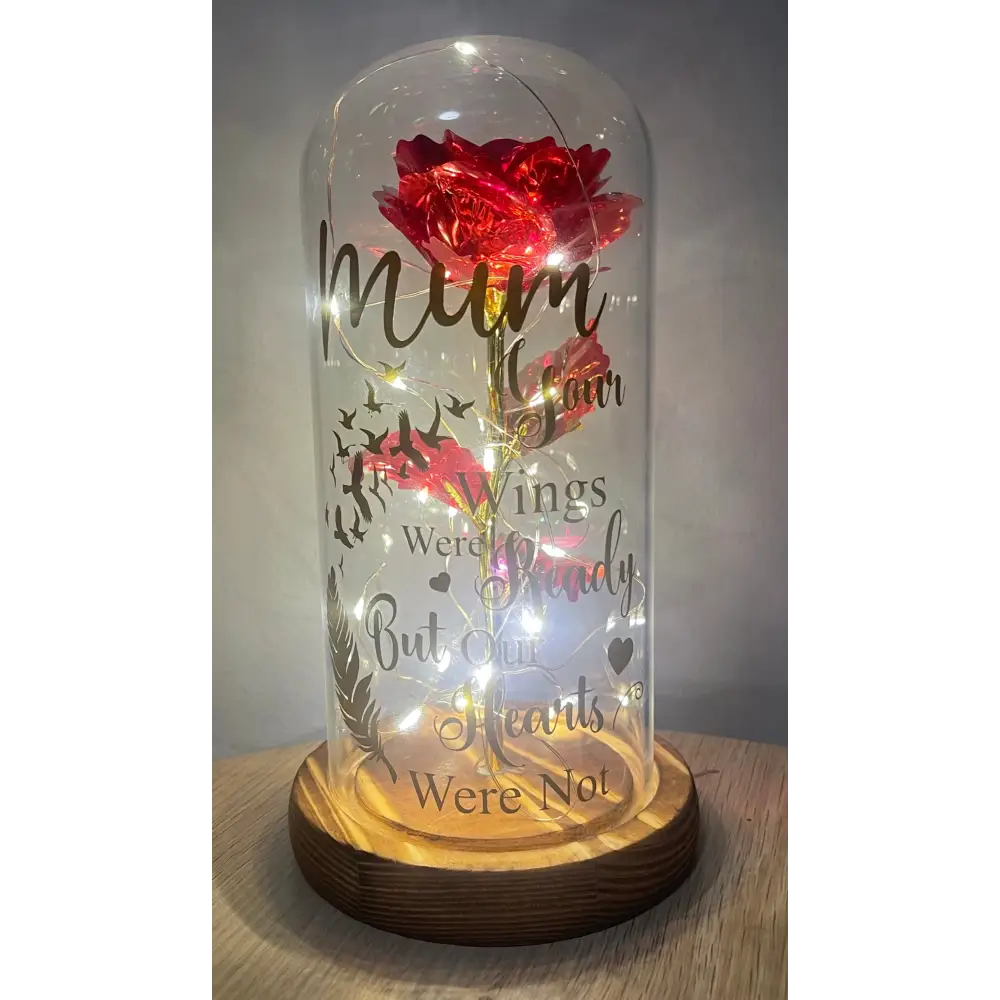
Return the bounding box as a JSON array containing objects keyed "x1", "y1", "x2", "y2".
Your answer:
[{"x1": 319, "y1": 222, "x2": 607, "y2": 359}]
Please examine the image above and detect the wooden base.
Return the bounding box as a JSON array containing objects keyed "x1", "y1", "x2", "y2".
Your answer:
[{"x1": 288, "y1": 736, "x2": 699, "y2": 945}]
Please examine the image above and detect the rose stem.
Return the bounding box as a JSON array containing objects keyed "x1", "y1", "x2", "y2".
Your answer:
[{"x1": 477, "y1": 286, "x2": 509, "y2": 775}]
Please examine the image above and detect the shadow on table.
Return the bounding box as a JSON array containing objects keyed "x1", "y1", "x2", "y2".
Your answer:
[{"x1": 213, "y1": 764, "x2": 729, "y2": 995}]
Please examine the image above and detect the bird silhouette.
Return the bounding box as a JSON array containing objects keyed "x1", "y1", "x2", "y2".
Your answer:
[
  {"x1": 359, "y1": 426, "x2": 389, "y2": 456},
  {"x1": 417, "y1": 398, "x2": 451, "y2": 450},
  {"x1": 398, "y1": 463, "x2": 409, "y2": 480},
  {"x1": 324, "y1": 502, "x2": 329, "y2": 526},
  {"x1": 339, "y1": 408, "x2": 357, "y2": 430},
  {"x1": 328, "y1": 455, "x2": 337, "y2": 485},
  {"x1": 378, "y1": 360, "x2": 407, "y2": 384},
  {"x1": 369, "y1": 468, "x2": 387, "y2": 513},
  {"x1": 364, "y1": 380, "x2": 386, "y2": 414},
  {"x1": 389, "y1": 410, "x2": 428, "y2": 470},
  {"x1": 342, "y1": 452, "x2": 373, "y2": 522},
  {"x1": 444, "y1": 394, "x2": 475, "y2": 419},
  {"x1": 350, "y1": 509, "x2": 368, "y2": 543},
  {"x1": 338, "y1": 555, "x2": 344, "y2": 574},
  {"x1": 332, "y1": 505, "x2": 353, "y2": 549},
  {"x1": 333, "y1": 429, "x2": 350, "y2": 459}
]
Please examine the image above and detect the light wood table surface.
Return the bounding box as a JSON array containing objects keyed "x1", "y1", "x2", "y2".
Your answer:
[{"x1": 213, "y1": 732, "x2": 787, "y2": 999}]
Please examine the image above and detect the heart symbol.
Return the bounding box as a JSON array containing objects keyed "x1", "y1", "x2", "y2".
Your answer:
[
  {"x1": 607, "y1": 637, "x2": 634, "y2": 675},
  {"x1": 429, "y1": 571, "x2": 451, "y2": 594}
]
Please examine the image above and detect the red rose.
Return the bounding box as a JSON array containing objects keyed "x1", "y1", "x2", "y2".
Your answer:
[
  {"x1": 504, "y1": 326, "x2": 611, "y2": 447},
  {"x1": 374, "y1": 130, "x2": 641, "y2": 283},
  {"x1": 362, "y1": 432, "x2": 486, "y2": 512}
]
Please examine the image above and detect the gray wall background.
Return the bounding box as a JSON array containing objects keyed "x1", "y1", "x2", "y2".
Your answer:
[{"x1": 213, "y1": 0, "x2": 787, "y2": 758}]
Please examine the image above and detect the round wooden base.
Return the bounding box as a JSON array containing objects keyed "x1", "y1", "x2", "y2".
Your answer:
[{"x1": 288, "y1": 736, "x2": 699, "y2": 946}]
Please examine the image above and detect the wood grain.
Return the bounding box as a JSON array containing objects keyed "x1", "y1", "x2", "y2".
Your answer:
[
  {"x1": 288, "y1": 737, "x2": 698, "y2": 945},
  {"x1": 214, "y1": 732, "x2": 787, "y2": 999}
]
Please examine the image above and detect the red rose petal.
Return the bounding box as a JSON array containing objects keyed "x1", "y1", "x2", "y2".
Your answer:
[
  {"x1": 504, "y1": 329, "x2": 611, "y2": 447},
  {"x1": 551, "y1": 193, "x2": 644, "y2": 259},
  {"x1": 394, "y1": 134, "x2": 453, "y2": 178},
  {"x1": 480, "y1": 137, "x2": 525, "y2": 161},
  {"x1": 570, "y1": 144, "x2": 612, "y2": 196},
  {"x1": 374, "y1": 186, "x2": 433, "y2": 259},
  {"x1": 376, "y1": 132, "x2": 641, "y2": 278},
  {"x1": 502, "y1": 135, "x2": 558, "y2": 175},
  {"x1": 362, "y1": 432, "x2": 487, "y2": 512}
]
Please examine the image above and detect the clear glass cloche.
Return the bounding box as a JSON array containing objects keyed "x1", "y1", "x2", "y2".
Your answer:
[{"x1": 301, "y1": 35, "x2": 653, "y2": 846}]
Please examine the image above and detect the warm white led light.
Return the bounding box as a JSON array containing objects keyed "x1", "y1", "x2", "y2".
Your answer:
[
  {"x1": 546, "y1": 251, "x2": 565, "y2": 266},
  {"x1": 521, "y1": 609, "x2": 542, "y2": 635},
  {"x1": 417, "y1": 488, "x2": 429, "y2": 504},
  {"x1": 541, "y1": 544, "x2": 566, "y2": 558},
  {"x1": 354, "y1": 598, "x2": 364, "y2": 621},
  {"x1": 399, "y1": 708, "x2": 422, "y2": 731},
  {"x1": 454, "y1": 41, "x2": 476, "y2": 55}
]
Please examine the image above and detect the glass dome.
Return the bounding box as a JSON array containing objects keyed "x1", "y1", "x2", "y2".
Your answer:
[{"x1": 301, "y1": 35, "x2": 653, "y2": 847}]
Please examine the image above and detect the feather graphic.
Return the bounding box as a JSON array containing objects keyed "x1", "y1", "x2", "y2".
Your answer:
[{"x1": 326, "y1": 567, "x2": 397, "y2": 783}]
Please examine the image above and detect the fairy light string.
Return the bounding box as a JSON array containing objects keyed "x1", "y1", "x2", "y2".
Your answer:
[{"x1": 322, "y1": 93, "x2": 644, "y2": 794}]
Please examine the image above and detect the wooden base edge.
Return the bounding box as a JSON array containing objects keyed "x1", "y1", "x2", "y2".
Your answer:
[{"x1": 288, "y1": 736, "x2": 699, "y2": 946}]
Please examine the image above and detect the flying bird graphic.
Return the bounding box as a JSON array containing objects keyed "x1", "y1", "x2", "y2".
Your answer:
[
  {"x1": 378, "y1": 360, "x2": 407, "y2": 384},
  {"x1": 369, "y1": 467, "x2": 387, "y2": 513},
  {"x1": 342, "y1": 452, "x2": 373, "y2": 522},
  {"x1": 350, "y1": 509, "x2": 368, "y2": 543},
  {"x1": 389, "y1": 410, "x2": 428, "y2": 471},
  {"x1": 444, "y1": 394, "x2": 475, "y2": 419},
  {"x1": 417, "y1": 398, "x2": 451, "y2": 450},
  {"x1": 364, "y1": 380, "x2": 386, "y2": 414},
  {"x1": 332, "y1": 429, "x2": 350, "y2": 459},
  {"x1": 332, "y1": 506, "x2": 353, "y2": 549},
  {"x1": 338, "y1": 408, "x2": 357, "y2": 430},
  {"x1": 359, "y1": 426, "x2": 389, "y2": 456}
]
